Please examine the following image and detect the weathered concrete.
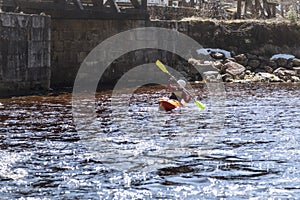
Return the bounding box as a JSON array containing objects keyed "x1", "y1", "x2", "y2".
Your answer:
[
  {"x1": 0, "y1": 12, "x2": 51, "y2": 97},
  {"x1": 50, "y1": 18, "x2": 300, "y2": 89}
]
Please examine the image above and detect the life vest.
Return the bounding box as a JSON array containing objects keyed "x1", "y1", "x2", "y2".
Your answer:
[{"x1": 170, "y1": 90, "x2": 188, "y2": 102}]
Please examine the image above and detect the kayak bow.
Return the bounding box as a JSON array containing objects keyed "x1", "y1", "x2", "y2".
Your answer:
[{"x1": 158, "y1": 98, "x2": 181, "y2": 111}]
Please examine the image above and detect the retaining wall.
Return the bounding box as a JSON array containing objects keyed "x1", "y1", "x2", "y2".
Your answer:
[
  {"x1": 50, "y1": 19, "x2": 300, "y2": 88},
  {"x1": 0, "y1": 12, "x2": 51, "y2": 96}
]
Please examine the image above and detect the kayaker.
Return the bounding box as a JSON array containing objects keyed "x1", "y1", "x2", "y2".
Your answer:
[{"x1": 167, "y1": 77, "x2": 190, "y2": 104}]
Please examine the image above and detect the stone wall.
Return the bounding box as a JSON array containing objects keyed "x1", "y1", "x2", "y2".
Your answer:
[
  {"x1": 51, "y1": 19, "x2": 146, "y2": 88},
  {"x1": 0, "y1": 12, "x2": 51, "y2": 97},
  {"x1": 50, "y1": 18, "x2": 300, "y2": 88},
  {"x1": 148, "y1": 6, "x2": 202, "y2": 20}
]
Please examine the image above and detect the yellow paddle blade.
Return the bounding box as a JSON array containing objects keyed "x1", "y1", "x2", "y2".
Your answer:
[
  {"x1": 155, "y1": 60, "x2": 170, "y2": 74},
  {"x1": 195, "y1": 100, "x2": 206, "y2": 110}
]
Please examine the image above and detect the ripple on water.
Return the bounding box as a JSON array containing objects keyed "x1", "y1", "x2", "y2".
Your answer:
[{"x1": 0, "y1": 83, "x2": 300, "y2": 198}]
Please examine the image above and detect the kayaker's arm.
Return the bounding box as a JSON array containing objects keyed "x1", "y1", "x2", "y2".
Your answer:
[
  {"x1": 167, "y1": 78, "x2": 178, "y2": 91},
  {"x1": 182, "y1": 90, "x2": 191, "y2": 103}
]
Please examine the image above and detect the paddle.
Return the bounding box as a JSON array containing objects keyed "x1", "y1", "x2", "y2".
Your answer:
[{"x1": 155, "y1": 60, "x2": 206, "y2": 110}]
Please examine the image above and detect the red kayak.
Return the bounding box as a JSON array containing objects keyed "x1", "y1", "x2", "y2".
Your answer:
[{"x1": 158, "y1": 98, "x2": 181, "y2": 111}]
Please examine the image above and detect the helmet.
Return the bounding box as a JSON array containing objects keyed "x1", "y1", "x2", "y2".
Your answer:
[{"x1": 177, "y1": 79, "x2": 186, "y2": 88}]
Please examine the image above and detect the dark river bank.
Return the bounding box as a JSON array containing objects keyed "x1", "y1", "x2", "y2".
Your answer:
[{"x1": 0, "y1": 83, "x2": 299, "y2": 199}]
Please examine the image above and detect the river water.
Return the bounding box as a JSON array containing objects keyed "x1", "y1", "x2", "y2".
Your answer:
[{"x1": 0, "y1": 83, "x2": 299, "y2": 199}]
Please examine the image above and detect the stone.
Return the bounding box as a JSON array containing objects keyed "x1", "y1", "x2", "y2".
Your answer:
[
  {"x1": 293, "y1": 67, "x2": 300, "y2": 74},
  {"x1": 222, "y1": 73, "x2": 233, "y2": 82},
  {"x1": 245, "y1": 70, "x2": 252, "y2": 75},
  {"x1": 188, "y1": 58, "x2": 219, "y2": 73},
  {"x1": 264, "y1": 66, "x2": 273, "y2": 73},
  {"x1": 254, "y1": 72, "x2": 282, "y2": 82},
  {"x1": 209, "y1": 51, "x2": 225, "y2": 60},
  {"x1": 275, "y1": 58, "x2": 288, "y2": 67},
  {"x1": 273, "y1": 67, "x2": 298, "y2": 81},
  {"x1": 247, "y1": 59, "x2": 261, "y2": 69},
  {"x1": 224, "y1": 61, "x2": 246, "y2": 77},
  {"x1": 291, "y1": 76, "x2": 300, "y2": 82},
  {"x1": 243, "y1": 73, "x2": 255, "y2": 81},
  {"x1": 234, "y1": 54, "x2": 248, "y2": 66},
  {"x1": 292, "y1": 58, "x2": 300, "y2": 66},
  {"x1": 212, "y1": 61, "x2": 224, "y2": 71},
  {"x1": 203, "y1": 71, "x2": 220, "y2": 82},
  {"x1": 267, "y1": 60, "x2": 277, "y2": 69},
  {"x1": 285, "y1": 61, "x2": 294, "y2": 70}
]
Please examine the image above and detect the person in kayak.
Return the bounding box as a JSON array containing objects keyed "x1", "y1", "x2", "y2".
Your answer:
[{"x1": 167, "y1": 77, "x2": 190, "y2": 105}]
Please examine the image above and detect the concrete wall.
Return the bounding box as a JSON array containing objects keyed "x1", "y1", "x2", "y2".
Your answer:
[
  {"x1": 0, "y1": 12, "x2": 51, "y2": 97},
  {"x1": 50, "y1": 19, "x2": 300, "y2": 89}
]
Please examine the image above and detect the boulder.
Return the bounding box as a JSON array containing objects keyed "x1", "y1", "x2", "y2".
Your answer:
[
  {"x1": 273, "y1": 67, "x2": 298, "y2": 81},
  {"x1": 222, "y1": 73, "x2": 233, "y2": 82},
  {"x1": 293, "y1": 67, "x2": 300, "y2": 74},
  {"x1": 285, "y1": 61, "x2": 294, "y2": 70},
  {"x1": 264, "y1": 66, "x2": 273, "y2": 73},
  {"x1": 292, "y1": 58, "x2": 300, "y2": 66},
  {"x1": 247, "y1": 59, "x2": 261, "y2": 69},
  {"x1": 234, "y1": 54, "x2": 248, "y2": 66},
  {"x1": 212, "y1": 61, "x2": 224, "y2": 72},
  {"x1": 273, "y1": 68, "x2": 297, "y2": 76},
  {"x1": 224, "y1": 61, "x2": 246, "y2": 77},
  {"x1": 203, "y1": 71, "x2": 221, "y2": 82},
  {"x1": 291, "y1": 76, "x2": 300, "y2": 82},
  {"x1": 254, "y1": 72, "x2": 282, "y2": 82},
  {"x1": 246, "y1": 54, "x2": 258, "y2": 60},
  {"x1": 267, "y1": 60, "x2": 277, "y2": 69},
  {"x1": 243, "y1": 71, "x2": 255, "y2": 81},
  {"x1": 210, "y1": 51, "x2": 225, "y2": 60},
  {"x1": 275, "y1": 58, "x2": 288, "y2": 67}
]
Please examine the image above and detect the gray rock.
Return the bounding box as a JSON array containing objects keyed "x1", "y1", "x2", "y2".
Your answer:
[
  {"x1": 222, "y1": 73, "x2": 233, "y2": 82},
  {"x1": 264, "y1": 66, "x2": 273, "y2": 73},
  {"x1": 247, "y1": 59, "x2": 261, "y2": 69},
  {"x1": 293, "y1": 67, "x2": 300, "y2": 74},
  {"x1": 246, "y1": 54, "x2": 258, "y2": 60},
  {"x1": 274, "y1": 68, "x2": 297, "y2": 76},
  {"x1": 203, "y1": 71, "x2": 221, "y2": 82},
  {"x1": 275, "y1": 58, "x2": 288, "y2": 67},
  {"x1": 267, "y1": 60, "x2": 277, "y2": 69},
  {"x1": 243, "y1": 72, "x2": 255, "y2": 81},
  {"x1": 254, "y1": 72, "x2": 282, "y2": 82},
  {"x1": 292, "y1": 58, "x2": 300, "y2": 66},
  {"x1": 285, "y1": 61, "x2": 294, "y2": 70},
  {"x1": 273, "y1": 67, "x2": 298, "y2": 81},
  {"x1": 224, "y1": 61, "x2": 246, "y2": 77},
  {"x1": 245, "y1": 70, "x2": 252, "y2": 75},
  {"x1": 291, "y1": 76, "x2": 300, "y2": 82},
  {"x1": 234, "y1": 54, "x2": 248, "y2": 66},
  {"x1": 212, "y1": 61, "x2": 224, "y2": 71}
]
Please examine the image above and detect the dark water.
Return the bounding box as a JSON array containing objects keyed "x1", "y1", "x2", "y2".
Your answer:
[{"x1": 0, "y1": 83, "x2": 300, "y2": 199}]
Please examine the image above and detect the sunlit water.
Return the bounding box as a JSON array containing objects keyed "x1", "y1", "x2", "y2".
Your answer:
[{"x1": 0, "y1": 83, "x2": 299, "y2": 199}]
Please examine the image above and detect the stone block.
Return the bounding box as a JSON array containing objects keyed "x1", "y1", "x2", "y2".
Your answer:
[
  {"x1": 17, "y1": 15, "x2": 30, "y2": 28},
  {"x1": 1, "y1": 13, "x2": 16, "y2": 27},
  {"x1": 64, "y1": 31, "x2": 75, "y2": 41},
  {"x1": 32, "y1": 16, "x2": 45, "y2": 28}
]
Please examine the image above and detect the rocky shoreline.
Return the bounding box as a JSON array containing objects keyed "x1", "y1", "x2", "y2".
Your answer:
[{"x1": 189, "y1": 53, "x2": 300, "y2": 83}]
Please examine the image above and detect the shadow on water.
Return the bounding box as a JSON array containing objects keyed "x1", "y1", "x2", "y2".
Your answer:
[{"x1": 0, "y1": 83, "x2": 300, "y2": 198}]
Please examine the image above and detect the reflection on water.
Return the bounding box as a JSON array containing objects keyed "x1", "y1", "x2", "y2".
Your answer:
[{"x1": 0, "y1": 83, "x2": 300, "y2": 199}]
